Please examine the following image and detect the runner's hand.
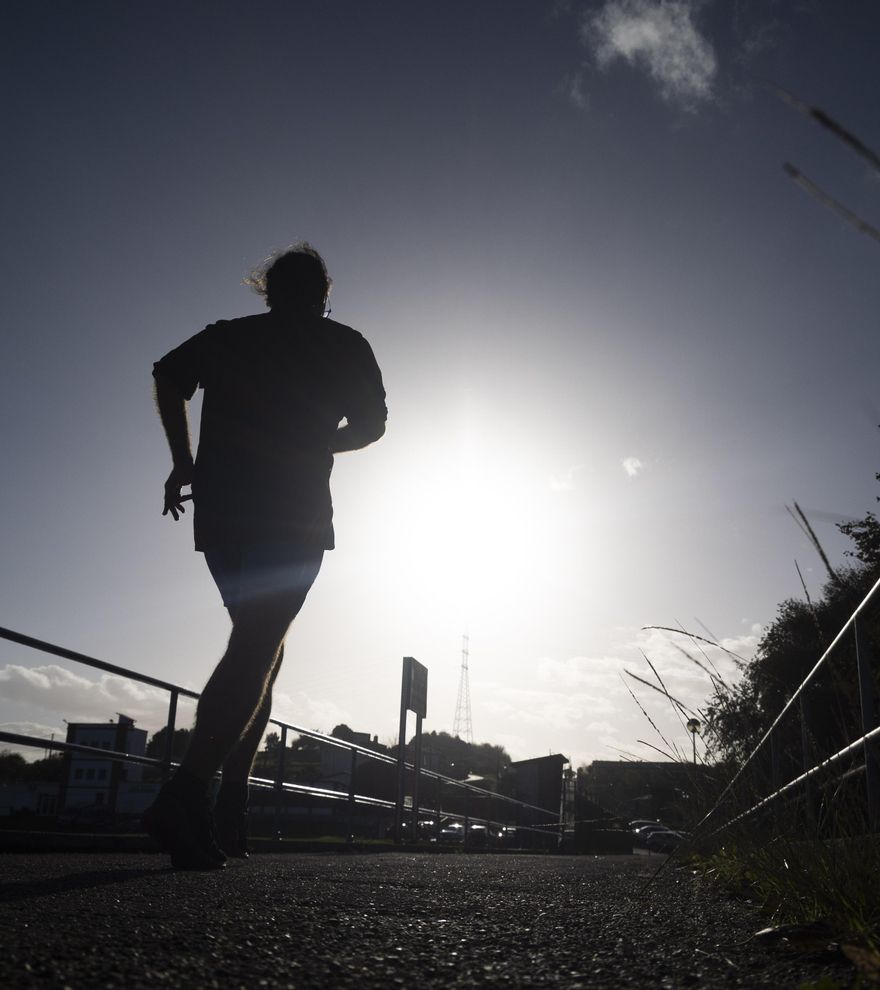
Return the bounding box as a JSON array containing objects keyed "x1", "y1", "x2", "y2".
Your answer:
[{"x1": 163, "y1": 463, "x2": 194, "y2": 521}]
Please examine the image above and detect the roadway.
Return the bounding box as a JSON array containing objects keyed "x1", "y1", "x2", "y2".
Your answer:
[{"x1": 0, "y1": 851, "x2": 852, "y2": 988}]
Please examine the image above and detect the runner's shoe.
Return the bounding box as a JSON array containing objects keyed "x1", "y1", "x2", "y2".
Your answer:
[
  {"x1": 215, "y1": 781, "x2": 250, "y2": 859},
  {"x1": 215, "y1": 809, "x2": 250, "y2": 859},
  {"x1": 142, "y1": 788, "x2": 226, "y2": 870}
]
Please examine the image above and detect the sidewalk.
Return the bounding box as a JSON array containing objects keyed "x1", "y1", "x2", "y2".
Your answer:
[{"x1": 1, "y1": 852, "x2": 852, "y2": 988}]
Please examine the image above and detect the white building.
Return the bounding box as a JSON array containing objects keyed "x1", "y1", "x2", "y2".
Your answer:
[{"x1": 61, "y1": 714, "x2": 150, "y2": 816}]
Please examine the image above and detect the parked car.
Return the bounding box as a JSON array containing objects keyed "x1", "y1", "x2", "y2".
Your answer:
[
  {"x1": 439, "y1": 821, "x2": 465, "y2": 844},
  {"x1": 497, "y1": 825, "x2": 518, "y2": 846},
  {"x1": 385, "y1": 818, "x2": 437, "y2": 840},
  {"x1": 645, "y1": 829, "x2": 685, "y2": 853},
  {"x1": 633, "y1": 823, "x2": 668, "y2": 842},
  {"x1": 467, "y1": 823, "x2": 490, "y2": 847},
  {"x1": 629, "y1": 819, "x2": 662, "y2": 830}
]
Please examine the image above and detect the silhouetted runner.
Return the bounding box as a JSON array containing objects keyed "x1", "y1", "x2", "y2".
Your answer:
[{"x1": 143, "y1": 244, "x2": 387, "y2": 869}]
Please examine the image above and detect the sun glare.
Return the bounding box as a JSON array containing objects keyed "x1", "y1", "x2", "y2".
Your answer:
[{"x1": 388, "y1": 408, "x2": 551, "y2": 630}]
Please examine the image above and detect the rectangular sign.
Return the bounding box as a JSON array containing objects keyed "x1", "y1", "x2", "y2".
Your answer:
[{"x1": 403, "y1": 656, "x2": 428, "y2": 718}]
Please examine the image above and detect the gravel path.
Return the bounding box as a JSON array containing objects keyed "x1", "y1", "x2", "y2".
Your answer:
[{"x1": 0, "y1": 852, "x2": 854, "y2": 988}]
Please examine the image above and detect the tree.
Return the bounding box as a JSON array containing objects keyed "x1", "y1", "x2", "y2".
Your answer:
[
  {"x1": 838, "y1": 509, "x2": 880, "y2": 574},
  {"x1": 24, "y1": 754, "x2": 65, "y2": 782},
  {"x1": 836, "y1": 440, "x2": 880, "y2": 574},
  {"x1": 330, "y1": 724, "x2": 357, "y2": 743},
  {"x1": 145, "y1": 726, "x2": 192, "y2": 763},
  {"x1": 707, "y1": 546, "x2": 880, "y2": 779},
  {"x1": 0, "y1": 751, "x2": 27, "y2": 782},
  {"x1": 413, "y1": 731, "x2": 511, "y2": 785},
  {"x1": 0, "y1": 751, "x2": 65, "y2": 782}
]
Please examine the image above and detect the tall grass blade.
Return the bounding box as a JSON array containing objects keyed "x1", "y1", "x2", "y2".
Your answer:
[
  {"x1": 642, "y1": 626, "x2": 750, "y2": 667},
  {"x1": 637, "y1": 738, "x2": 679, "y2": 762},
  {"x1": 642, "y1": 651, "x2": 690, "y2": 738},
  {"x1": 606, "y1": 745, "x2": 648, "y2": 763},
  {"x1": 674, "y1": 615, "x2": 729, "y2": 685},
  {"x1": 772, "y1": 85, "x2": 880, "y2": 174},
  {"x1": 795, "y1": 557, "x2": 826, "y2": 644},
  {"x1": 620, "y1": 674, "x2": 681, "y2": 759},
  {"x1": 790, "y1": 500, "x2": 842, "y2": 585},
  {"x1": 783, "y1": 163, "x2": 880, "y2": 245},
  {"x1": 670, "y1": 642, "x2": 726, "y2": 693},
  {"x1": 624, "y1": 668, "x2": 698, "y2": 718}
]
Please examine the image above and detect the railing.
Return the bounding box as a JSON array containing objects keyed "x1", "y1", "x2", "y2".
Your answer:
[
  {"x1": 698, "y1": 574, "x2": 880, "y2": 835},
  {"x1": 0, "y1": 626, "x2": 561, "y2": 845}
]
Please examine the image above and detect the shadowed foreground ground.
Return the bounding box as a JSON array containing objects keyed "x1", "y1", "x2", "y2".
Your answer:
[{"x1": 0, "y1": 852, "x2": 853, "y2": 988}]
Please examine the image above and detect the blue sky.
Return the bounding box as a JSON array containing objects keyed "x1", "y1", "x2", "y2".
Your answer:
[{"x1": 2, "y1": 1, "x2": 879, "y2": 768}]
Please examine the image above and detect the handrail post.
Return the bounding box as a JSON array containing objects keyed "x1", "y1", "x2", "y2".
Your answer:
[
  {"x1": 463, "y1": 786, "x2": 470, "y2": 850},
  {"x1": 799, "y1": 693, "x2": 817, "y2": 829},
  {"x1": 435, "y1": 776, "x2": 443, "y2": 841},
  {"x1": 346, "y1": 745, "x2": 357, "y2": 843},
  {"x1": 411, "y1": 713, "x2": 423, "y2": 841},
  {"x1": 162, "y1": 689, "x2": 178, "y2": 779},
  {"x1": 769, "y1": 729, "x2": 781, "y2": 792},
  {"x1": 854, "y1": 617, "x2": 880, "y2": 831},
  {"x1": 274, "y1": 725, "x2": 288, "y2": 841}
]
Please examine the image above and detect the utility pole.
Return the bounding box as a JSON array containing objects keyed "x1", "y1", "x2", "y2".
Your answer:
[
  {"x1": 453, "y1": 634, "x2": 474, "y2": 745},
  {"x1": 686, "y1": 718, "x2": 701, "y2": 765}
]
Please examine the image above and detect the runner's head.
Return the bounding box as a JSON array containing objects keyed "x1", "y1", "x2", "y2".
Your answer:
[{"x1": 246, "y1": 243, "x2": 332, "y2": 316}]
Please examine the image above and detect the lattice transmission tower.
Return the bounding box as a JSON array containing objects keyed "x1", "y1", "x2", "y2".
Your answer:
[{"x1": 453, "y1": 634, "x2": 474, "y2": 744}]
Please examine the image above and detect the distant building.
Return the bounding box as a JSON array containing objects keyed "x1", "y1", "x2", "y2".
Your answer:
[
  {"x1": 319, "y1": 730, "x2": 380, "y2": 793},
  {"x1": 505, "y1": 753, "x2": 572, "y2": 846},
  {"x1": 60, "y1": 715, "x2": 151, "y2": 817}
]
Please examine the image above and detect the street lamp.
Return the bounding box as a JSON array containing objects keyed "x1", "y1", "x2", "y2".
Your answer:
[{"x1": 686, "y1": 718, "x2": 701, "y2": 765}]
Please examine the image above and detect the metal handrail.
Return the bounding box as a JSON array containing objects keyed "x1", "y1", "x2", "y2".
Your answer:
[
  {"x1": 268, "y1": 716, "x2": 559, "y2": 820},
  {"x1": 0, "y1": 730, "x2": 166, "y2": 769},
  {"x1": 715, "y1": 724, "x2": 880, "y2": 832},
  {"x1": 0, "y1": 626, "x2": 200, "y2": 699},
  {"x1": 700, "y1": 574, "x2": 880, "y2": 833},
  {"x1": 0, "y1": 625, "x2": 562, "y2": 839}
]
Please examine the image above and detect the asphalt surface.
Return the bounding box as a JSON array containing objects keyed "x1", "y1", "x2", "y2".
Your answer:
[{"x1": 0, "y1": 851, "x2": 854, "y2": 989}]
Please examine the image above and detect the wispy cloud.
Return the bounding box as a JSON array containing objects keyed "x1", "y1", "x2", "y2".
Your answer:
[
  {"x1": 477, "y1": 625, "x2": 757, "y2": 767},
  {"x1": 0, "y1": 720, "x2": 65, "y2": 759},
  {"x1": 621, "y1": 455, "x2": 643, "y2": 478},
  {"x1": 549, "y1": 464, "x2": 584, "y2": 491},
  {"x1": 0, "y1": 662, "x2": 354, "y2": 748},
  {"x1": 271, "y1": 689, "x2": 351, "y2": 735},
  {"x1": 582, "y1": 0, "x2": 717, "y2": 109},
  {"x1": 0, "y1": 663, "x2": 175, "y2": 729},
  {"x1": 560, "y1": 69, "x2": 589, "y2": 110}
]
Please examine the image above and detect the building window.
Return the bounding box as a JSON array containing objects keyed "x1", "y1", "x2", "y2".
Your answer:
[
  {"x1": 98, "y1": 769, "x2": 107, "y2": 780},
  {"x1": 95, "y1": 792, "x2": 105, "y2": 806},
  {"x1": 74, "y1": 769, "x2": 84, "y2": 780},
  {"x1": 86, "y1": 768, "x2": 95, "y2": 780}
]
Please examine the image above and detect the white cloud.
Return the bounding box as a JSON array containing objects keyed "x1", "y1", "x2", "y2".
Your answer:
[
  {"x1": 0, "y1": 720, "x2": 65, "y2": 760},
  {"x1": 0, "y1": 720, "x2": 61, "y2": 740},
  {"x1": 477, "y1": 624, "x2": 758, "y2": 768},
  {"x1": 549, "y1": 464, "x2": 584, "y2": 491},
  {"x1": 583, "y1": 0, "x2": 717, "y2": 109},
  {"x1": 271, "y1": 689, "x2": 351, "y2": 736},
  {"x1": 622, "y1": 455, "x2": 644, "y2": 478},
  {"x1": 561, "y1": 70, "x2": 589, "y2": 110},
  {"x1": 0, "y1": 663, "x2": 179, "y2": 730}
]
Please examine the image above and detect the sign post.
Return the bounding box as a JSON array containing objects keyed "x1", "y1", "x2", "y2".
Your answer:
[{"x1": 395, "y1": 656, "x2": 428, "y2": 843}]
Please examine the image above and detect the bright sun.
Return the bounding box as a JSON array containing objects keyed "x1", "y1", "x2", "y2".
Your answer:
[{"x1": 386, "y1": 411, "x2": 554, "y2": 630}]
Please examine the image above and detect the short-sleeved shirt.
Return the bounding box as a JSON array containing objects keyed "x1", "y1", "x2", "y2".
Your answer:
[{"x1": 153, "y1": 311, "x2": 387, "y2": 552}]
